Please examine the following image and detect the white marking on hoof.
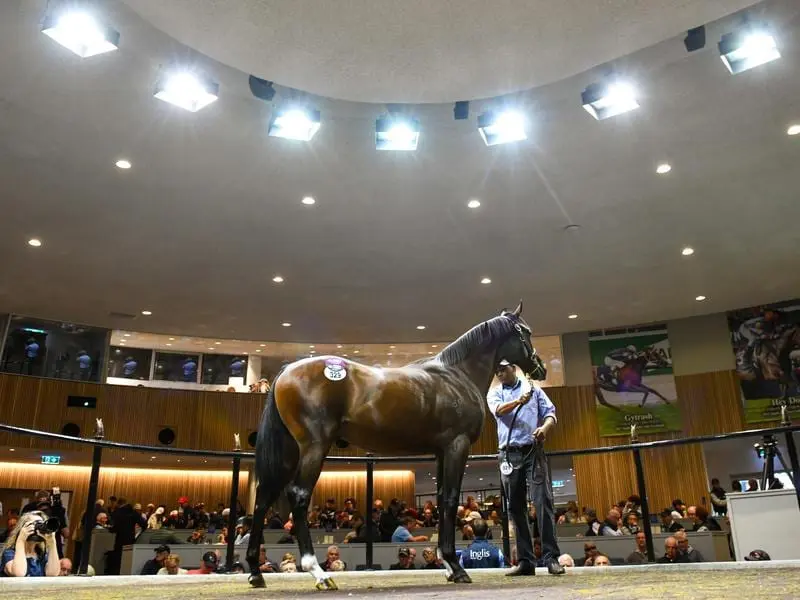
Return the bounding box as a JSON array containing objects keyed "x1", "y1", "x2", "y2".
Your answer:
[
  {"x1": 301, "y1": 553, "x2": 331, "y2": 585},
  {"x1": 438, "y1": 548, "x2": 454, "y2": 578}
]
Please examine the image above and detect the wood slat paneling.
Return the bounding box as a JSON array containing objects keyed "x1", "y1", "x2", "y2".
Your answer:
[{"x1": 677, "y1": 370, "x2": 746, "y2": 435}]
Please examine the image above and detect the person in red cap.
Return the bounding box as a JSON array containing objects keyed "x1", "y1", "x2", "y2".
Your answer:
[{"x1": 178, "y1": 497, "x2": 195, "y2": 529}]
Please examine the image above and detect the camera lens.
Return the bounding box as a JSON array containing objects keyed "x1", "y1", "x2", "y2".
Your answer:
[{"x1": 34, "y1": 517, "x2": 61, "y2": 535}]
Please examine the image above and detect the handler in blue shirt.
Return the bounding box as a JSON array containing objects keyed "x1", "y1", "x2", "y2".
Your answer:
[{"x1": 487, "y1": 359, "x2": 564, "y2": 577}]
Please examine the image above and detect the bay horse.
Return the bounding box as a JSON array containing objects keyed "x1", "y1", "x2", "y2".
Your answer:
[
  {"x1": 246, "y1": 303, "x2": 540, "y2": 589},
  {"x1": 594, "y1": 353, "x2": 672, "y2": 410}
]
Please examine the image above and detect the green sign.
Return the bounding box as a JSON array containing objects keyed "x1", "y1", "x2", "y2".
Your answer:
[{"x1": 41, "y1": 455, "x2": 62, "y2": 465}]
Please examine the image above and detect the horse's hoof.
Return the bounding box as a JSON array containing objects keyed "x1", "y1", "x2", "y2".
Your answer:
[
  {"x1": 249, "y1": 574, "x2": 266, "y2": 588},
  {"x1": 453, "y1": 572, "x2": 472, "y2": 584},
  {"x1": 316, "y1": 578, "x2": 338, "y2": 591}
]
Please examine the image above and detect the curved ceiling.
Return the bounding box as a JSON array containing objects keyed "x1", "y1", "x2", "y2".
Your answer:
[
  {"x1": 0, "y1": 0, "x2": 799, "y2": 345},
  {"x1": 122, "y1": 0, "x2": 760, "y2": 103}
]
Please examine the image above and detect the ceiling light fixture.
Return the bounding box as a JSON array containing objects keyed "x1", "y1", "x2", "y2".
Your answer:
[
  {"x1": 169, "y1": 337, "x2": 175, "y2": 341},
  {"x1": 301, "y1": 196, "x2": 316, "y2": 206},
  {"x1": 681, "y1": 247, "x2": 695, "y2": 256},
  {"x1": 480, "y1": 277, "x2": 492, "y2": 285},
  {"x1": 375, "y1": 115, "x2": 420, "y2": 151},
  {"x1": 123, "y1": 334, "x2": 131, "y2": 337},
  {"x1": 416, "y1": 325, "x2": 426, "y2": 330},
  {"x1": 41, "y1": 12, "x2": 120, "y2": 58},
  {"x1": 208, "y1": 347, "x2": 214, "y2": 350},
  {"x1": 115, "y1": 159, "x2": 132, "y2": 170},
  {"x1": 389, "y1": 345, "x2": 396, "y2": 349},
  {"x1": 281, "y1": 322, "x2": 291, "y2": 327},
  {"x1": 336, "y1": 345, "x2": 343, "y2": 349},
  {"x1": 695, "y1": 295, "x2": 707, "y2": 302},
  {"x1": 272, "y1": 275, "x2": 284, "y2": 283},
  {"x1": 354, "y1": 350, "x2": 360, "y2": 354},
  {"x1": 141, "y1": 310, "x2": 152, "y2": 316},
  {"x1": 787, "y1": 125, "x2": 800, "y2": 136},
  {"x1": 154, "y1": 71, "x2": 219, "y2": 113},
  {"x1": 215, "y1": 342, "x2": 221, "y2": 345},
  {"x1": 581, "y1": 80, "x2": 639, "y2": 120},
  {"x1": 255, "y1": 349, "x2": 262, "y2": 352},
  {"x1": 467, "y1": 199, "x2": 481, "y2": 209},
  {"x1": 309, "y1": 345, "x2": 315, "y2": 349},
  {"x1": 165, "y1": 343, "x2": 172, "y2": 346},
  {"x1": 269, "y1": 107, "x2": 321, "y2": 141},
  {"x1": 656, "y1": 163, "x2": 672, "y2": 174},
  {"x1": 477, "y1": 110, "x2": 528, "y2": 146},
  {"x1": 719, "y1": 25, "x2": 780, "y2": 74},
  {"x1": 568, "y1": 314, "x2": 578, "y2": 319},
  {"x1": 28, "y1": 238, "x2": 42, "y2": 247},
  {"x1": 387, "y1": 352, "x2": 393, "y2": 356}
]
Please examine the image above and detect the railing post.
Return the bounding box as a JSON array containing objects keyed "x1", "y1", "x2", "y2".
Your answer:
[
  {"x1": 632, "y1": 446, "x2": 655, "y2": 562},
  {"x1": 78, "y1": 420, "x2": 104, "y2": 575},
  {"x1": 781, "y1": 406, "x2": 800, "y2": 510},
  {"x1": 225, "y1": 434, "x2": 242, "y2": 572},
  {"x1": 499, "y1": 485, "x2": 511, "y2": 566},
  {"x1": 365, "y1": 453, "x2": 375, "y2": 570}
]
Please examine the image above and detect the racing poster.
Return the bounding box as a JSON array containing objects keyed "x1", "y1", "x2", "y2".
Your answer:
[
  {"x1": 589, "y1": 327, "x2": 681, "y2": 437},
  {"x1": 727, "y1": 300, "x2": 800, "y2": 424}
]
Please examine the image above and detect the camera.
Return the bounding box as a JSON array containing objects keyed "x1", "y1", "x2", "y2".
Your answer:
[{"x1": 28, "y1": 517, "x2": 61, "y2": 542}]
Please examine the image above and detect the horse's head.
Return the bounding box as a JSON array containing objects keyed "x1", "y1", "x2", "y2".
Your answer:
[{"x1": 498, "y1": 301, "x2": 547, "y2": 381}]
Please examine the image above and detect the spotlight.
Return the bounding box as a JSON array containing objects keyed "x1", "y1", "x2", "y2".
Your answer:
[
  {"x1": 375, "y1": 116, "x2": 420, "y2": 151},
  {"x1": 248, "y1": 75, "x2": 276, "y2": 102},
  {"x1": 477, "y1": 110, "x2": 527, "y2": 146},
  {"x1": 154, "y1": 71, "x2": 219, "y2": 112},
  {"x1": 41, "y1": 12, "x2": 119, "y2": 58},
  {"x1": 454, "y1": 101, "x2": 470, "y2": 120},
  {"x1": 719, "y1": 26, "x2": 780, "y2": 74},
  {"x1": 269, "y1": 107, "x2": 321, "y2": 141},
  {"x1": 684, "y1": 26, "x2": 706, "y2": 53},
  {"x1": 581, "y1": 80, "x2": 639, "y2": 120}
]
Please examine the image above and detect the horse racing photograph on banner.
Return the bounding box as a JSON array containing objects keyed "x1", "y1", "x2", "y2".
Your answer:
[
  {"x1": 589, "y1": 326, "x2": 680, "y2": 437},
  {"x1": 728, "y1": 299, "x2": 800, "y2": 424}
]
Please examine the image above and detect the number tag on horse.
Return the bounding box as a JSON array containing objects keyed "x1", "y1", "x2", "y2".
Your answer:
[
  {"x1": 324, "y1": 358, "x2": 347, "y2": 382},
  {"x1": 500, "y1": 461, "x2": 514, "y2": 476}
]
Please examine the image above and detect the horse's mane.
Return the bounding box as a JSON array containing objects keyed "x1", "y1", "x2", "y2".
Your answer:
[{"x1": 436, "y1": 315, "x2": 513, "y2": 367}]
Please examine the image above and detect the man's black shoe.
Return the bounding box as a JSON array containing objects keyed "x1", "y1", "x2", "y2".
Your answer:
[
  {"x1": 505, "y1": 562, "x2": 535, "y2": 577},
  {"x1": 547, "y1": 559, "x2": 565, "y2": 575}
]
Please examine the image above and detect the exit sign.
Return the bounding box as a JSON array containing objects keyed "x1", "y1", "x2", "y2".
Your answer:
[{"x1": 41, "y1": 455, "x2": 62, "y2": 465}]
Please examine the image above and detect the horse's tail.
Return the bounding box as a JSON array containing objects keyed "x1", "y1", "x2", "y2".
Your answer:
[{"x1": 255, "y1": 367, "x2": 298, "y2": 487}]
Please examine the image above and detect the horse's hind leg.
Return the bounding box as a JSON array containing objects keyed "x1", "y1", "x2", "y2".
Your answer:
[
  {"x1": 247, "y1": 481, "x2": 289, "y2": 586},
  {"x1": 288, "y1": 445, "x2": 337, "y2": 590},
  {"x1": 437, "y1": 434, "x2": 472, "y2": 584}
]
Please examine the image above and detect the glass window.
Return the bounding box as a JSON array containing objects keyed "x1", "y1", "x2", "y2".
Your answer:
[
  {"x1": 0, "y1": 315, "x2": 108, "y2": 382},
  {"x1": 201, "y1": 354, "x2": 248, "y2": 384},
  {"x1": 107, "y1": 347, "x2": 152, "y2": 380},
  {"x1": 153, "y1": 352, "x2": 200, "y2": 383}
]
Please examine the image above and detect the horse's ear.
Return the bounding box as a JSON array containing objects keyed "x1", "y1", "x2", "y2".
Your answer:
[{"x1": 512, "y1": 300, "x2": 523, "y2": 317}]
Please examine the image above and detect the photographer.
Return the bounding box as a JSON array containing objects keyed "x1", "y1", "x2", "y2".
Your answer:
[
  {"x1": 1, "y1": 511, "x2": 61, "y2": 577},
  {"x1": 21, "y1": 489, "x2": 68, "y2": 559}
]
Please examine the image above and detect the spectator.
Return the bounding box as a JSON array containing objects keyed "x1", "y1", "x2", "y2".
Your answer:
[
  {"x1": 321, "y1": 545, "x2": 345, "y2": 572},
  {"x1": 584, "y1": 509, "x2": 601, "y2": 536},
  {"x1": 343, "y1": 498, "x2": 356, "y2": 515},
  {"x1": 216, "y1": 527, "x2": 228, "y2": 545},
  {"x1": 600, "y1": 509, "x2": 622, "y2": 536},
  {"x1": 379, "y1": 499, "x2": 401, "y2": 542},
  {"x1": 0, "y1": 517, "x2": 19, "y2": 544},
  {"x1": 455, "y1": 505, "x2": 466, "y2": 529},
  {"x1": 95, "y1": 513, "x2": 109, "y2": 529},
  {"x1": 21, "y1": 489, "x2": 68, "y2": 559},
  {"x1": 108, "y1": 498, "x2": 147, "y2": 575},
  {"x1": 279, "y1": 553, "x2": 297, "y2": 573},
  {"x1": 422, "y1": 547, "x2": 443, "y2": 569},
  {"x1": 558, "y1": 501, "x2": 584, "y2": 524},
  {"x1": 148, "y1": 525, "x2": 181, "y2": 547},
  {"x1": 593, "y1": 554, "x2": 611, "y2": 566},
  {"x1": 1, "y1": 511, "x2": 60, "y2": 577},
  {"x1": 234, "y1": 517, "x2": 252, "y2": 545},
  {"x1": 687, "y1": 506, "x2": 721, "y2": 532},
  {"x1": 487, "y1": 510, "x2": 501, "y2": 526},
  {"x1": 622, "y1": 495, "x2": 643, "y2": 520},
  {"x1": 657, "y1": 537, "x2": 689, "y2": 564},
  {"x1": 533, "y1": 538, "x2": 546, "y2": 568},
  {"x1": 187, "y1": 551, "x2": 219, "y2": 575},
  {"x1": 670, "y1": 499, "x2": 686, "y2": 520},
  {"x1": 141, "y1": 545, "x2": 172, "y2": 575},
  {"x1": 59, "y1": 558, "x2": 72, "y2": 576},
  {"x1": 329, "y1": 560, "x2": 345, "y2": 572},
  {"x1": 659, "y1": 509, "x2": 684, "y2": 533},
  {"x1": 558, "y1": 553, "x2": 575, "y2": 568},
  {"x1": 389, "y1": 547, "x2": 415, "y2": 570},
  {"x1": 675, "y1": 530, "x2": 705, "y2": 562},
  {"x1": 229, "y1": 562, "x2": 246, "y2": 574},
  {"x1": 258, "y1": 546, "x2": 278, "y2": 573},
  {"x1": 746, "y1": 479, "x2": 758, "y2": 492},
  {"x1": 319, "y1": 499, "x2": 338, "y2": 532},
  {"x1": 157, "y1": 554, "x2": 187, "y2": 575},
  {"x1": 709, "y1": 479, "x2": 728, "y2": 516},
  {"x1": 421, "y1": 507, "x2": 438, "y2": 528},
  {"x1": 626, "y1": 531, "x2": 649, "y2": 564},
  {"x1": 620, "y1": 512, "x2": 640, "y2": 535},
  {"x1": 106, "y1": 496, "x2": 119, "y2": 516},
  {"x1": 462, "y1": 524, "x2": 475, "y2": 541},
  {"x1": 409, "y1": 548, "x2": 418, "y2": 564},
  {"x1": 582, "y1": 542, "x2": 599, "y2": 566},
  {"x1": 266, "y1": 509, "x2": 284, "y2": 530},
  {"x1": 186, "y1": 527, "x2": 206, "y2": 545},
  {"x1": 459, "y1": 519, "x2": 504, "y2": 569},
  {"x1": 392, "y1": 515, "x2": 428, "y2": 543},
  {"x1": 148, "y1": 506, "x2": 165, "y2": 530}
]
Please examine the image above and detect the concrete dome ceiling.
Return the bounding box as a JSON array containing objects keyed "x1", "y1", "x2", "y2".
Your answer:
[{"x1": 122, "y1": 0, "x2": 761, "y2": 103}]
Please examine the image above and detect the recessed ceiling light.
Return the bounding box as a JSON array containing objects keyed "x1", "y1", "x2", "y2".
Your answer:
[
  {"x1": 354, "y1": 350, "x2": 360, "y2": 354},
  {"x1": 281, "y1": 322, "x2": 291, "y2": 327},
  {"x1": 9, "y1": 448, "x2": 15, "y2": 452},
  {"x1": 28, "y1": 238, "x2": 42, "y2": 247},
  {"x1": 208, "y1": 347, "x2": 215, "y2": 350},
  {"x1": 169, "y1": 337, "x2": 175, "y2": 341},
  {"x1": 431, "y1": 345, "x2": 438, "y2": 348},
  {"x1": 260, "y1": 344, "x2": 266, "y2": 347},
  {"x1": 141, "y1": 310, "x2": 152, "y2": 316},
  {"x1": 115, "y1": 159, "x2": 132, "y2": 170},
  {"x1": 568, "y1": 314, "x2": 578, "y2": 319},
  {"x1": 656, "y1": 163, "x2": 672, "y2": 174},
  {"x1": 467, "y1": 199, "x2": 481, "y2": 209},
  {"x1": 151, "y1": 456, "x2": 156, "y2": 460},
  {"x1": 681, "y1": 247, "x2": 695, "y2": 256},
  {"x1": 788, "y1": 124, "x2": 800, "y2": 136},
  {"x1": 342, "y1": 353, "x2": 348, "y2": 357},
  {"x1": 389, "y1": 345, "x2": 396, "y2": 349},
  {"x1": 154, "y1": 71, "x2": 219, "y2": 112},
  {"x1": 416, "y1": 325, "x2": 426, "y2": 330},
  {"x1": 479, "y1": 477, "x2": 484, "y2": 481},
  {"x1": 428, "y1": 351, "x2": 434, "y2": 355},
  {"x1": 695, "y1": 295, "x2": 707, "y2": 302},
  {"x1": 387, "y1": 352, "x2": 393, "y2": 356},
  {"x1": 310, "y1": 350, "x2": 316, "y2": 354},
  {"x1": 41, "y1": 12, "x2": 120, "y2": 58},
  {"x1": 165, "y1": 343, "x2": 172, "y2": 346},
  {"x1": 123, "y1": 333, "x2": 131, "y2": 337},
  {"x1": 301, "y1": 196, "x2": 316, "y2": 206},
  {"x1": 255, "y1": 349, "x2": 262, "y2": 352},
  {"x1": 309, "y1": 345, "x2": 315, "y2": 348},
  {"x1": 480, "y1": 277, "x2": 492, "y2": 285},
  {"x1": 272, "y1": 275, "x2": 284, "y2": 283},
  {"x1": 215, "y1": 342, "x2": 221, "y2": 345}
]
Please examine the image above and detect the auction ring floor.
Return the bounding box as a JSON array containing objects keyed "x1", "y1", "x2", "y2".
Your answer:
[{"x1": 1, "y1": 561, "x2": 798, "y2": 599}]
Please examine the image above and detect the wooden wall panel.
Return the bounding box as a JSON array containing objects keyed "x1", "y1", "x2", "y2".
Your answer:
[
  {"x1": 311, "y1": 470, "x2": 415, "y2": 512},
  {"x1": 676, "y1": 370, "x2": 745, "y2": 435}
]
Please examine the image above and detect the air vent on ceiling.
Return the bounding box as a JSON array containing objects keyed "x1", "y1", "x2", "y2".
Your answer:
[{"x1": 109, "y1": 312, "x2": 137, "y2": 319}]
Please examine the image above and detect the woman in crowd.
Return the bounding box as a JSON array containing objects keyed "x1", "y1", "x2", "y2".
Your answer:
[
  {"x1": 157, "y1": 554, "x2": 187, "y2": 575},
  {"x1": 147, "y1": 506, "x2": 165, "y2": 530},
  {"x1": 279, "y1": 553, "x2": 297, "y2": 573},
  {"x1": 1, "y1": 511, "x2": 60, "y2": 577},
  {"x1": 216, "y1": 526, "x2": 228, "y2": 545}
]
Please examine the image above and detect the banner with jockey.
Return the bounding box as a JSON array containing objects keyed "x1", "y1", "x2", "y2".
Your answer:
[
  {"x1": 589, "y1": 326, "x2": 680, "y2": 437},
  {"x1": 727, "y1": 300, "x2": 800, "y2": 424}
]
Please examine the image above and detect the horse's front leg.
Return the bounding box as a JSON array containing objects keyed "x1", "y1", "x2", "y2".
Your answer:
[{"x1": 437, "y1": 435, "x2": 472, "y2": 583}]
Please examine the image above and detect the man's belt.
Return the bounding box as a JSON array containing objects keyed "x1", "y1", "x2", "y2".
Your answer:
[{"x1": 501, "y1": 444, "x2": 534, "y2": 452}]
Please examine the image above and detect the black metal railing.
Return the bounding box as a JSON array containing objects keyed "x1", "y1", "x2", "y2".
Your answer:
[{"x1": 1, "y1": 421, "x2": 798, "y2": 572}]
